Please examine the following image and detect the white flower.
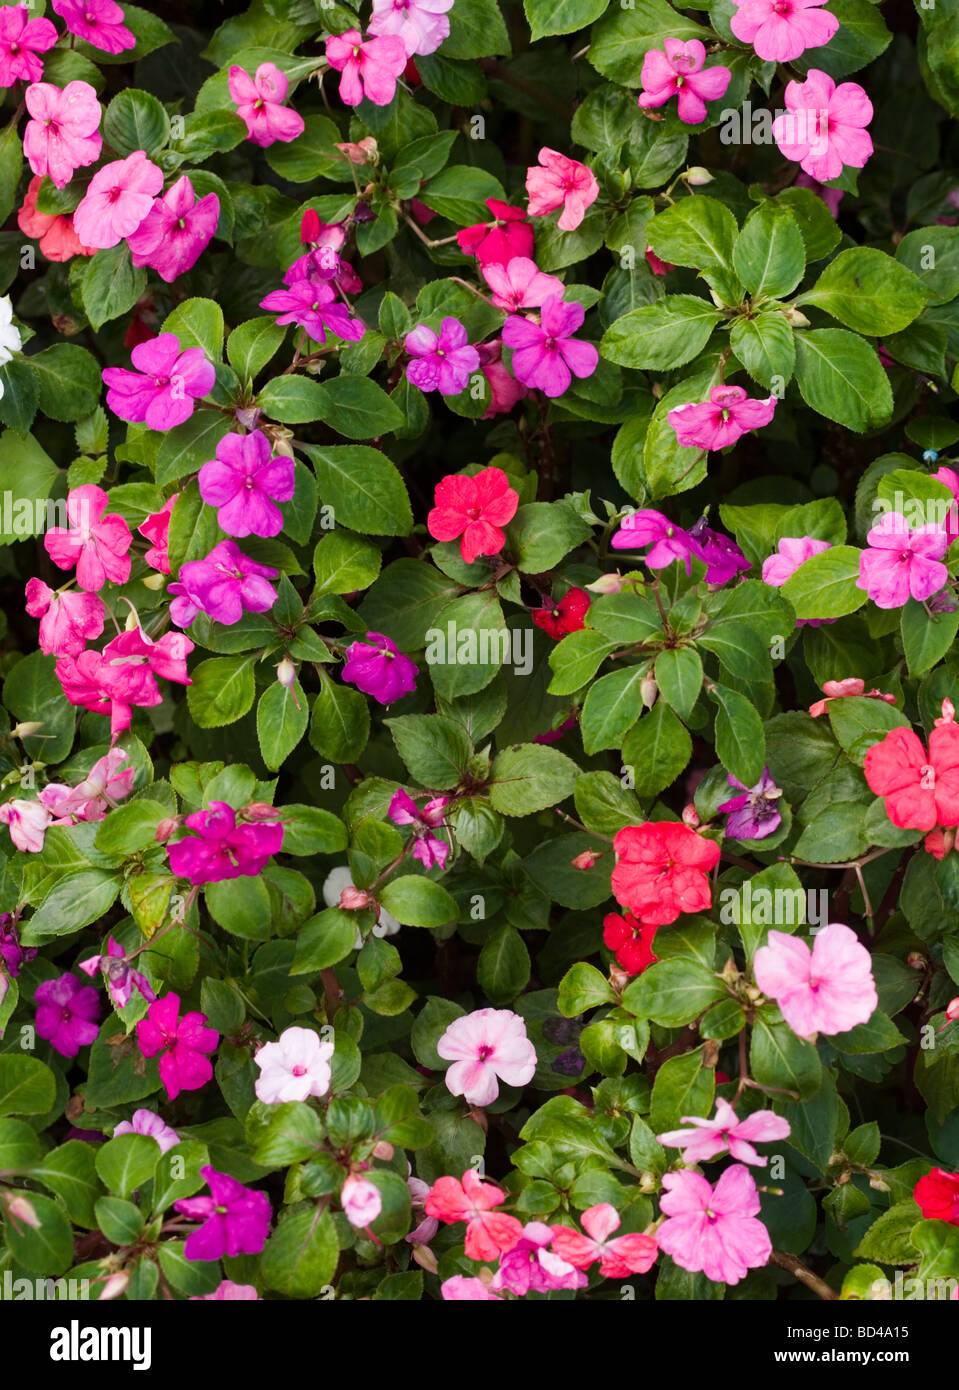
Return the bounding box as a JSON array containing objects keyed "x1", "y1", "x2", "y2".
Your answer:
[
  {"x1": 322, "y1": 865, "x2": 401, "y2": 949},
  {"x1": 254, "y1": 1025, "x2": 334, "y2": 1104},
  {"x1": 0, "y1": 295, "x2": 20, "y2": 368}
]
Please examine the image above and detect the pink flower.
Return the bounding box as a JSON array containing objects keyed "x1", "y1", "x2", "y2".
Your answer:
[
  {"x1": 856, "y1": 511, "x2": 949, "y2": 610},
  {"x1": 426, "y1": 1169, "x2": 523, "y2": 1260},
  {"x1": 762, "y1": 535, "x2": 831, "y2": 586},
  {"x1": 56, "y1": 629, "x2": 192, "y2": 739},
  {"x1": 427, "y1": 465, "x2": 519, "y2": 563},
  {"x1": 436, "y1": 1007, "x2": 537, "y2": 1107},
  {"x1": 136, "y1": 993, "x2": 218, "y2": 1102},
  {"x1": 492, "y1": 1221, "x2": 587, "y2": 1295},
  {"x1": 550, "y1": 1204, "x2": 659, "y2": 1278},
  {"x1": 73, "y1": 151, "x2": 164, "y2": 250},
  {"x1": 341, "y1": 1174, "x2": 383, "y2": 1228},
  {"x1": 113, "y1": 1109, "x2": 180, "y2": 1154},
  {"x1": 367, "y1": 0, "x2": 454, "y2": 57},
  {"x1": 170, "y1": 540, "x2": 279, "y2": 628},
  {"x1": 18, "y1": 175, "x2": 97, "y2": 262},
  {"x1": 39, "y1": 749, "x2": 134, "y2": 824},
  {"x1": 809, "y1": 677, "x2": 897, "y2": 718},
  {"x1": 405, "y1": 317, "x2": 479, "y2": 395},
  {"x1": 388, "y1": 789, "x2": 450, "y2": 870},
  {"x1": 480, "y1": 345, "x2": 530, "y2": 418},
  {"x1": 24, "y1": 579, "x2": 104, "y2": 657},
  {"x1": 167, "y1": 801, "x2": 283, "y2": 886},
  {"x1": 23, "y1": 80, "x2": 102, "y2": 189},
  {"x1": 138, "y1": 496, "x2": 177, "y2": 575},
  {"x1": 325, "y1": 28, "x2": 407, "y2": 107},
  {"x1": 754, "y1": 923, "x2": 878, "y2": 1038},
  {"x1": 729, "y1": 0, "x2": 838, "y2": 62},
  {"x1": 638, "y1": 40, "x2": 731, "y2": 125},
  {"x1": 259, "y1": 277, "x2": 365, "y2": 345},
  {"x1": 173, "y1": 1167, "x2": 271, "y2": 1259},
  {"x1": 0, "y1": 6, "x2": 57, "y2": 86},
  {"x1": 0, "y1": 799, "x2": 55, "y2": 853},
  {"x1": 657, "y1": 1166, "x2": 772, "y2": 1285},
  {"x1": 441, "y1": 1276, "x2": 502, "y2": 1300},
  {"x1": 456, "y1": 200, "x2": 534, "y2": 265},
  {"x1": 502, "y1": 294, "x2": 598, "y2": 398},
  {"x1": 773, "y1": 70, "x2": 873, "y2": 183},
  {"x1": 611, "y1": 508, "x2": 704, "y2": 571},
  {"x1": 254, "y1": 1026, "x2": 334, "y2": 1104},
  {"x1": 198, "y1": 431, "x2": 294, "y2": 539},
  {"x1": 35, "y1": 973, "x2": 101, "y2": 1058},
  {"x1": 191, "y1": 1280, "x2": 260, "y2": 1301},
  {"x1": 525, "y1": 148, "x2": 599, "y2": 232},
  {"x1": 657, "y1": 1098, "x2": 791, "y2": 1166},
  {"x1": 669, "y1": 385, "x2": 777, "y2": 450},
  {"x1": 43, "y1": 485, "x2": 132, "y2": 592},
  {"x1": 126, "y1": 176, "x2": 219, "y2": 283},
  {"x1": 78, "y1": 936, "x2": 155, "y2": 1009},
  {"x1": 933, "y1": 465, "x2": 959, "y2": 544},
  {"x1": 228, "y1": 63, "x2": 305, "y2": 147},
  {"x1": 342, "y1": 632, "x2": 418, "y2": 705},
  {"x1": 103, "y1": 334, "x2": 215, "y2": 431},
  {"x1": 52, "y1": 0, "x2": 134, "y2": 53},
  {"x1": 480, "y1": 257, "x2": 563, "y2": 312}
]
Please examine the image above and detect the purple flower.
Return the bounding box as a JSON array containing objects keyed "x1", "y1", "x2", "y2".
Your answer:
[
  {"x1": 342, "y1": 631, "x2": 418, "y2": 705},
  {"x1": 856, "y1": 511, "x2": 949, "y2": 610},
  {"x1": 611, "y1": 509, "x2": 704, "y2": 573},
  {"x1": 405, "y1": 318, "x2": 479, "y2": 396},
  {"x1": 102, "y1": 334, "x2": 216, "y2": 431},
  {"x1": 0, "y1": 916, "x2": 36, "y2": 977},
  {"x1": 259, "y1": 278, "x2": 365, "y2": 345},
  {"x1": 173, "y1": 1166, "x2": 271, "y2": 1260},
  {"x1": 167, "y1": 801, "x2": 284, "y2": 887},
  {"x1": 501, "y1": 296, "x2": 598, "y2": 398},
  {"x1": 35, "y1": 973, "x2": 101, "y2": 1057},
  {"x1": 198, "y1": 431, "x2": 295, "y2": 539},
  {"x1": 113, "y1": 1109, "x2": 180, "y2": 1154},
  {"x1": 170, "y1": 540, "x2": 279, "y2": 628},
  {"x1": 689, "y1": 516, "x2": 749, "y2": 586},
  {"x1": 78, "y1": 936, "x2": 156, "y2": 1009},
  {"x1": 388, "y1": 789, "x2": 450, "y2": 869},
  {"x1": 718, "y1": 767, "x2": 783, "y2": 840}
]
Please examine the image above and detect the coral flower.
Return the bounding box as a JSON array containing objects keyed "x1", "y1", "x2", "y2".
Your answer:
[
  {"x1": 611, "y1": 822, "x2": 720, "y2": 926},
  {"x1": 427, "y1": 466, "x2": 519, "y2": 564},
  {"x1": 864, "y1": 707, "x2": 959, "y2": 832},
  {"x1": 18, "y1": 176, "x2": 96, "y2": 261},
  {"x1": 525, "y1": 148, "x2": 599, "y2": 232},
  {"x1": 425, "y1": 1168, "x2": 524, "y2": 1260}
]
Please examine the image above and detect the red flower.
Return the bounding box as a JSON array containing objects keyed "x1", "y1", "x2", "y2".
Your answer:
[
  {"x1": 611, "y1": 821, "x2": 720, "y2": 927},
  {"x1": 532, "y1": 587, "x2": 591, "y2": 639},
  {"x1": 456, "y1": 198, "x2": 534, "y2": 266},
  {"x1": 427, "y1": 465, "x2": 519, "y2": 565},
  {"x1": 864, "y1": 704, "x2": 959, "y2": 832},
  {"x1": 603, "y1": 911, "x2": 658, "y2": 977},
  {"x1": 914, "y1": 1168, "x2": 959, "y2": 1225},
  {"x1": 645, "y1": 246, "x2": 673, "y2": 276}
]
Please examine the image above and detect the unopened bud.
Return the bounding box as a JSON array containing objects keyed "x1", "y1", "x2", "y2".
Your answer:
[
  {"x1": 744, "y1": 985, "x2": 762, "y2": 1003},
  {"x1": 51, "y1": 313, "x2": 80, "y2": 336},
  {"x1": 682, "y1": 802, "x2": 700, "y2": 828},
  {"x1": 234, "y1": 405, "x2": 263, "y2": 432},
  {"x1": 608, "y1": 964, "x2": 629, "y2": 994},
  {"x1": 936, "y1": 697, "x2": 956, "y2": 727},
  {"x1": 638, "y1": 1172, "x2": 659, "y2": 1194},
  {"x1": 684, "y1": 166, "x2": 713, "y2": 186},
  {"x1": 412, "y1": 1244, "x2": 439, "y2": 1275},
  {"x1": 4, "y1": 1193, "x2": 40, "y2": 1227},
  {"x1": 339, "y1": 886, "x2": 371, "y2": 910},
  {"x1": 907, "y1": 951, "x2": 926, "y2": 970},
  {"x1": 301, "y1": 208, "x2": 321, "y2": 243},
  {"x1": 867, "y1": 1174, "x2": 890, "y2": 1192},
  {"x1": 141, "y1": 571, "x2": 166, "y2": 591},
  {"x1": 269, "y1": 428, "x2": 295, "y2": 458},
  {"x1": 947, "y1": 997, "x2": 959, "y2": 1022},
  {"x1": 586, "y1": 571, "x2": 625, "y2": 594},
  {"x1": 641, "y1": 676, "x2": 658, "y2": 709},
  {"x1": 11, "y1": 722, "x2": 42, "y2": 739},
  {"x1": 571, "y1": 849, "x2": 601, "y2": 870},
  {"x1": 277, "y1": 658, "x2": 297, "y2": 688},
  {"x1": 782, "y1": 306, "x2": 810, "y2": 328},
  {"x1": 155, "y1": 817, "x2": 179, "y2": 843},
  {"x1": 243, "y1": 801, "x2": 280, "y2": 822},
  {"x1": 372, "y1": 1140, "x2": 394, "y2": 1161},
  {"x1": 100, "y1": 1270, "x2": 131, "y2": 1301}
]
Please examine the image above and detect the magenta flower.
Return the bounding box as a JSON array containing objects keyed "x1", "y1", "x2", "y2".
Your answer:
[
  {"x1": 126, "y1": 176, "x2": 219, "y2": 283},
  {"x1": 325, "y1": 28, "x2": 407, "y2": 107},
  {"x1": 688, "y1": 516, "x2": 750, "y2": 585},
  {"x1": 23, "y1": 80, "x2": 102, "y2": 189},
  {"x1": 102, "y1": 333, "x2": 215, "y2": 430},
  {"x1": 405, "y1": 318, "x2": 479, "y2": 396},
  {"x1": 610, "y1": 508, "x2": 703, "y2": 573},
  {"x1": 341, "y1": 1174, "x2": 383, "y2": 1228},
  {"x1": 0, "y1": 799, "x2": 55, "y2": 853},
  {"x1": 718, "y1": 767, "x2": 783, "y2": 840},
  {"x1": 367, "y1": 0, "x2": 454, "y2": 57},
  {"x1": 933, "y1": 465, "x2": 959, "y2": 544},
  {"x1": 43, "y1": 485, "x2": 133, "y2": 591},
  {"x1": 170, "y1": 540, "x2": 279, "y2": 628},
  {"x1": 491, "y1": 1221, "x2": 587, "y2": 1295},
  {"x1": 198, "y1": 431, "x2": 294, "y2": 539},
  {"x1": 481, "y1": 257, "x2": 563, "y2": 312},
  {"x1": 0, "y1": 6, "x2": 57, "y2": 85},
  {"x1": 502, "y1": 295, "x2": 598, "y2": 398},
  {"x1": 228, "y1": 63, "x2": 305, "y2": 147},
  {"x1": 388, "y1": 789, "x2": 450, "y2": 870},
  {"x1": 456, "y1": 199, "x2": 534, "y2": 265},
  {"x1": 24, "y1": 579, "x2": 105, "y2": 658},
  {"x1": 56, "y1": 627, "x2": 192, "y2": 738},
  {"x1": 52, "y1": 0, "x2": 134, "y2": 53},
  {"x1": 167, "y1": 801, "x2": 284, "y2": 886},
  {"x1": 658, "y1": 1098, "x2": 791, "y2": 1167},
  {"x1": 342, "y1": 632, "x2": 418, "y2": 706},
  {"x1": 657, "y1": 1166, "x2": 772, "y2": 1285},
  {"x1": 773, "y1": 70, "x2": 873, "y2": 183},
  {"x1": 668, "y1": 385, "x2": 777, "y2": 451},
  {"x1": 136, "y1": 993, "x2": 218, "y2": 1102},
  {"x1": 436, "y1": 1007, "x2": 537, "y2": 1107},
  {"x1": 730, "y1": 0, "x2": 838, "y2": 61},
  {"x1": 638, "y1": 40, "x2": 731, "y2": 125},
  {"x1": 39, "y1": 749, "x2": 135, "y2": 824},
  {"x1": 259, "y1": 278, "x2": 365, "y2": 345},
  {"x1": 254, "y1": 1026, "x2": 334, "y2": 1104},
  {"x1": 79, "y1": 936, "x2": 156, "y2": 1010},
  {"x1": 113, "y1": 1109, "x2": 180, "y2": 1154},
  {"x1": 138, "y1": 495, "x2": 177, "y2": 575},
  {"x1": 856, "y1": 511, "x2": 949, "y2": 610},
  {"x1": 35, "y1": 973, "x2": 101, "y2": 1058},
  {"x1": 525, "y1": 148, "x2": 599, "y2": 233},
  {"x1": 0, "y1": 918, "x2": 36, "y2": 978},
  {"x1": 173, "y1": 1167, "x2": 271, "y2": 1260},
  {"x1": 754, "y1": 923, "x2": 878, "y2": 1038}
]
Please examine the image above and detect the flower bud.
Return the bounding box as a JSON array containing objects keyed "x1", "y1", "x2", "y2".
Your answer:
[
  {"x1": 907, "y1": 951, "x2": 926, "y2": 970},
  {"x1": 10, "y1": 722, "x2": 42, "y2": 740},
  {"x1": 684, "y1": 166, "x2": 713, "y2": 186},
  {"x1": 641, "y1": 676, "x2": 658, "y2": 709},
  {"x1": 141, "y1": 570, "x2": 167, "y2": 591},
  {"x1": 155, "y1": 817, "x2": 179, "y2": 843},
  {"x1": 782, "y1": 306, "x2": 810, "y2": 328},
  {"x1": 608, "y1": 964, "x2": 629, "y2": 994},
  {"x1": 571, "y1": 849, "x2": 601, "y2": 870},
  {"x1": 100, "y1": 1270, "x2": 131, "y2": 1301},
  {"x1": 372, "y1": 1140, "x2": 394, "y2": 1161},
  {"x1": 242, "y1": 801, "x2": 280, "y2": 822},
  {"x1": 586, "y1": 572, "x2": 625, "y2": 594},
  {"x1": 276, "y1": 658, "x2": 297, "y2": 688},
  {"x1": 947, "y1": 997, "x2": 959, "y2": 1022},
  {"x1": 867, "y1": 1174, "x2": 890, "y2": 1192},
  {"x1": 4, "y1": 1193, "x2": 40, "y2": 1228},
  {"x1": 682, "y1": 802, "x2": 700, "y2": 828},
  {"x1": 412, "y1": 1244, "x2": 439, "y2": 1275},
  {"x1": 234, "y1": 404, "x2": 264, "y2": 432},
  {"x1": 301, "y1": 208, "x2": 320, "y2": 244},
  {"x1": 937, "y1": 697, "x2": 956, "y2": 726},
  {"x1": 268, "y1": 427, "x2": 295, "y2": 458},
  {"x1": 339, "y1": 886, "x2": 371, "y2": 910}
]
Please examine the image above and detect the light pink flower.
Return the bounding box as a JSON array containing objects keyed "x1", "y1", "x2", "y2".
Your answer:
[
  {"x1": 441, "y1": 1276, "x2": 502, "y2": 1300},
  {"x1": 668, "y1": 385, "x2": 777, "y2": 451},
  {"x1": 368, "y1": 0, "x2": 454, "y2": 57},
  {"x1": 253, "y1": 1026, "x2": 334, "y2": 1104},
  {"x1": 228, "y1": 63, "x2": 305, "y2": 147},
  {"x1": 325, "y1": 29, "x2": 407, "y2": 107},
  {"x1": 436, "y1": 1008, "x2": 537, "y2": 1107},
  {"x1": 24, "y1": 579, "x2": 105, "y2": 658},
  {"x1": 40, "y1": 749, "x2": 134, "y2": 824},
  {"x1": 730, "y1": 0, "x2": 838, "y2": 62},
  {"x1": 341, "y1": 1174, "x2": 382, "y2": 1228},
  {"x1": 773, "y1": 69, "x2": 873, "y2": 183},
  {"x1": 43, "y1": 485, "x2": 133, "y2": 592},
  {"x1": 73, "y1": 151, "x2": 164, "y2": 249},
  {"x1": 657, "y1": 1098, "x2": 791, "y2": 1166},
  {"x1": 638, "y1": 40, "x2": 731, "y2": 125},
  {"x1": 657, "y1": 1165, "x2": 772, "y2": 1285},
  {"x1": 525, "y1": 148, "x2": 599, "y2": 232},
  {"x1": 126, "y1": 176, "x2": 219, "y2": 283},
  {"x1": 113, "y1": 1109, "x2": 180, "y2": 1154},
  {"x1": 761, "y1": 535, "x2": 831, "y2": 586},
  {"x1": 23, "y1": 80, "x2": 102, "y2": 189},
  {"x1": 933, "y1": 465, "x2": 959, "y2": 544},
  {"x1": 480, "y1": 257, "x2": 563, "y2": 312},
  {"x1": 754, "y1": 923, "x2": 878, "y2": 1038},
  {"x1": 0, "y1": 799, "x2": 54, "y2": 853},
  {"x1": 191, "y1": 1280, "x2": 260, "y2": 1300},
  {"x1": 856, "y1": 511, "x2": 949, "y2": 610}
]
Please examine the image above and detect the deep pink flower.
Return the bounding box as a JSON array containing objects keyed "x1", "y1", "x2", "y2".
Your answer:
[
  {"x1": 480, "y1": 345, "x2": 530, "y2": 418},
  {"x1": 138, "y1": 496, "x2": 177, "y2": 575},
  {"x1": 638, "y1": 40, "x2": 731, "y2": 125},
  {"x1": 79, "y1": 935, "x2": 156, "y2": 1009},
  {"x1": 228, "y1": 63, "x2": 304, "y2": 147},
  {"x1": 481, "y1": 257, "x2": 563, "y2": 312},
  {"x1": 39, "y1": 749, "x2": 134, "y2": 824},
  {"x1": 136, "y1": 993, "x2": 218, "y2": 1102},
  {"x1": 0, "y1": 7, "x2": 57, "y2": 86},
  {"x1": 52, "y1": 0, "x2": 134, "y2": 53},
  {"x1": 437, "y1": 1007, "x2": 537, "y2": 1107},
  {"x1": 932, "y1": 465, "x2": 959, "y2": 544},
  {"x1": 342, "y1": 632, "x2": 418, "y2": 705},
  {"x1": 688, "y1": 515, "x2": 750, "y2": 585},
  {"x1": 24, "y1": 579, "x2": 105, "y2": 657},
  {"x1": 167, "y1": 801, "x2": 284, "y2": 886},
  {"x1": 0, "y1": 919, "x2": 36, "y2": 978},
  {"x1": 102, "y1": 333, "x2": 215, "y2": 430},
  {"x1": 35, "y1": 973, "x2": 101, "y2": 1058},
  {"x1": 23, "y1": 80, "x2": 102, "y2": 189},
  {"x1": 325, "y1": 28, "x2": 407, "y2": 107},
  {"x1": 502, "y1": 294, "x2": 598, "y2": 398},
  {"x1": 170, "y1": 540, "x2": 279, "y2": 628},
  {"x1": 173, "y1": 1167, "x2": 271, "y2": 1260},
  {"x1": 126, "y1": 177, "x2": 220, "y2": 283},
  {"x1": 259, "y1": 277, "x2": 365, "y2": 345},
  {"x1": 550, "y1": 1204, "x2": 659, "y2": 1278},
  {"x1": 610, "y1": 508, "x2": 703, "y2": 572},
  {"x1": 73, "y1": 151, "x2": 163, "y2": 249},
  {"x1": 59, "y1": 627, "x2": 193, "y2": 737},
  {"x1": 0, "y1": 799, "x2": 55, "y2": 853},
  {"x1": 492, "y1": 1221, "x2": 587, "y2": 1294},
  {"x1": 773, "y1": 70, "x2": 873, "y2": 183},
  {"x1": 730, "y1": 0, "x2": 838, "y2": 62},
  {"x1": 856, "y1": 511, "x2": 948, "y2": 609},
  {"x1": 388, "y1": 789, "x2": 450, "y2": 869},
  {"x1": 754, "y1": 923, "x2": 878, "y2": 1037},
  {"x1": 456, "y1": 200, "x2": 534, "y2": 265},
  {"x1": 657, "y1": 1166, "x2": 772, "y2": 1285},
  {"x1": 525, "y1": 148, "x2": 599, "y2": 232},
  {"x1": 43, "y1": 485, "x2": 133, "y2": 591},
  {"x1": 658, "y1": 1098, "x2": 791, "y2": 1166},
  {"x1": 368, "y1": 0, "x2": 454, "y2": 57},
  {"x1": 114, "y1": 1109, "x2": 179, "y2": 1153},
  {"x1": 198, "y1": 431, "x2": 294, "y2": 539},
  {"x1": 669, "y1": 385, "x2": 777, "y2": 450},
  {"x1": 405, "y1": 317, "x2": 479, "y2": 396}
]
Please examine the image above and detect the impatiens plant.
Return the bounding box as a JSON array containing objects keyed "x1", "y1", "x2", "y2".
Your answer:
[{"x1": 0, "y1": 0, "x2": 959, "y2": 1313}]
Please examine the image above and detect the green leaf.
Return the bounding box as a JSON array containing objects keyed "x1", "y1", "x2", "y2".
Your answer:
[
  {"x1": 0, "y1": 1056, "x2": 56, "y2": 1116},
  {"x1": 489, "y1": 744, "x2": 580, "y2": 815},
  {"x1": 27, "y1": 345, "x2": 102, "y2": 423},
  {"x1": 187, "y1": 656, "x2": 257, "y2": 728},
  {"x1": 733, "y1": 202, "x2": 805, "y2": 300},
  {"x1": 800, "y1": 248, "x2": 928, "y2": 335},
  {"x1": 558, "y1": 962, "x2": 617, "y2": 1016},
  {"x1": 312, "y1": 530, "x2": 382, "y2": 595},
  {"x1": 709, "y1": 683, "x2": 765, "y2": 787},
  {"x1": 730, "y1": 311, "x2": 796, "y2": 391},
  {"x1": 257, "y1": 678, "x2": 309, "y2": 771},
  {"x1": 94, "y1": 799, "x2": 170, "y2": 856},
  {"x1": 622, "y1": 702, "x2": 693, "y2": 798},
  {"x1": 902, "y1": 598, "x2": 959, "y2": 676},
  {"x1": 228, "y1": 317, "x2": 288, "y2": 382},
  {"x1": 302, "y1": 444, "x2": 413, "y2": 536},
  {"x1": 95, "y1": 1134, "x2": 161, "y2": 1199},
  {"x1": 655, "y1": 647, "x2": 703, "y2": 722},
  {"x1": 258, "y1": 375, "x2": 329, "y2": 425},
  {"x1": 781, "y1": 544, "x2": 866, "y2": 620},
  {"x1": 386, "y1": 714, "x2": 472, "y2": 788},
  {"x1": 751, "y1": 1013, "x2": 821, "y2": 1100},
  {"x1": 649, "y1": 1047, "x2": 715, "y2": 1133},
  {"x1": 524, "y1": 0, "x2": 609, "y2": 39},
  {"x1": 588, "y1": 0, "x2": 710, "y2": 84},
  {"x1": 506, "y1": 501, "x2": 592, "y2": 573},
  {"x1": 380, "y1": 876, "x2": 458, "y2": 927},
  {"x1": 4, "y1": 1192, "x2": 73, "y2": 1275},
  {"x1": 291, "y1": 908, "x2": 358, "y2": 973},
  {"x1": 580, "y1": 665, "x2": 647, "y2": 753},
  {"x1": 793, "y1": 328, "x2": 893, "y2": 432},
  {"x1": 21, "y1": 871, "x2": 121, "y2": 943},
  {"x1": 81, "y1": 245, "x2": 148, "y2": 331},
  {"x1": 206, "y1": 875, "x2": 274, "y2": 940},
  {"x1": 308, "y1": 673, "x2": 370, "y2": 762},
  {"x1": 319, "y1": 375, "x2": 404, "y2": 440},
  {"x1": 246, "y1": 1100, "x2": 324, "y2": 1166},
  {"x1": 477, "y1": 924, "x2": 531, "y2": 1003},
  {"x1": 601, "y1": 296, "x2": 722, "y2": 370},
  {"x1": 646, "y1": 196, "x2": 739, "y2": 273},
  {"x1": 32, "y1": 1141, "x2": 103, "y2": 1227},
  {"x1": 623, "y1": 959, "x2": 726, "y2": 1026},
  {"x1": 103, "y1": 89, "x2": 170, "y2": 156},
  {"x1": 261, "y1": 1204, "x2": 339, "y2": 1297},
  {"x1": 265, "y1": 113, "x2": 345, "y2": 181},
  {"x1": 162, "y1": 298, "x2": 223, "y2": 361}
]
